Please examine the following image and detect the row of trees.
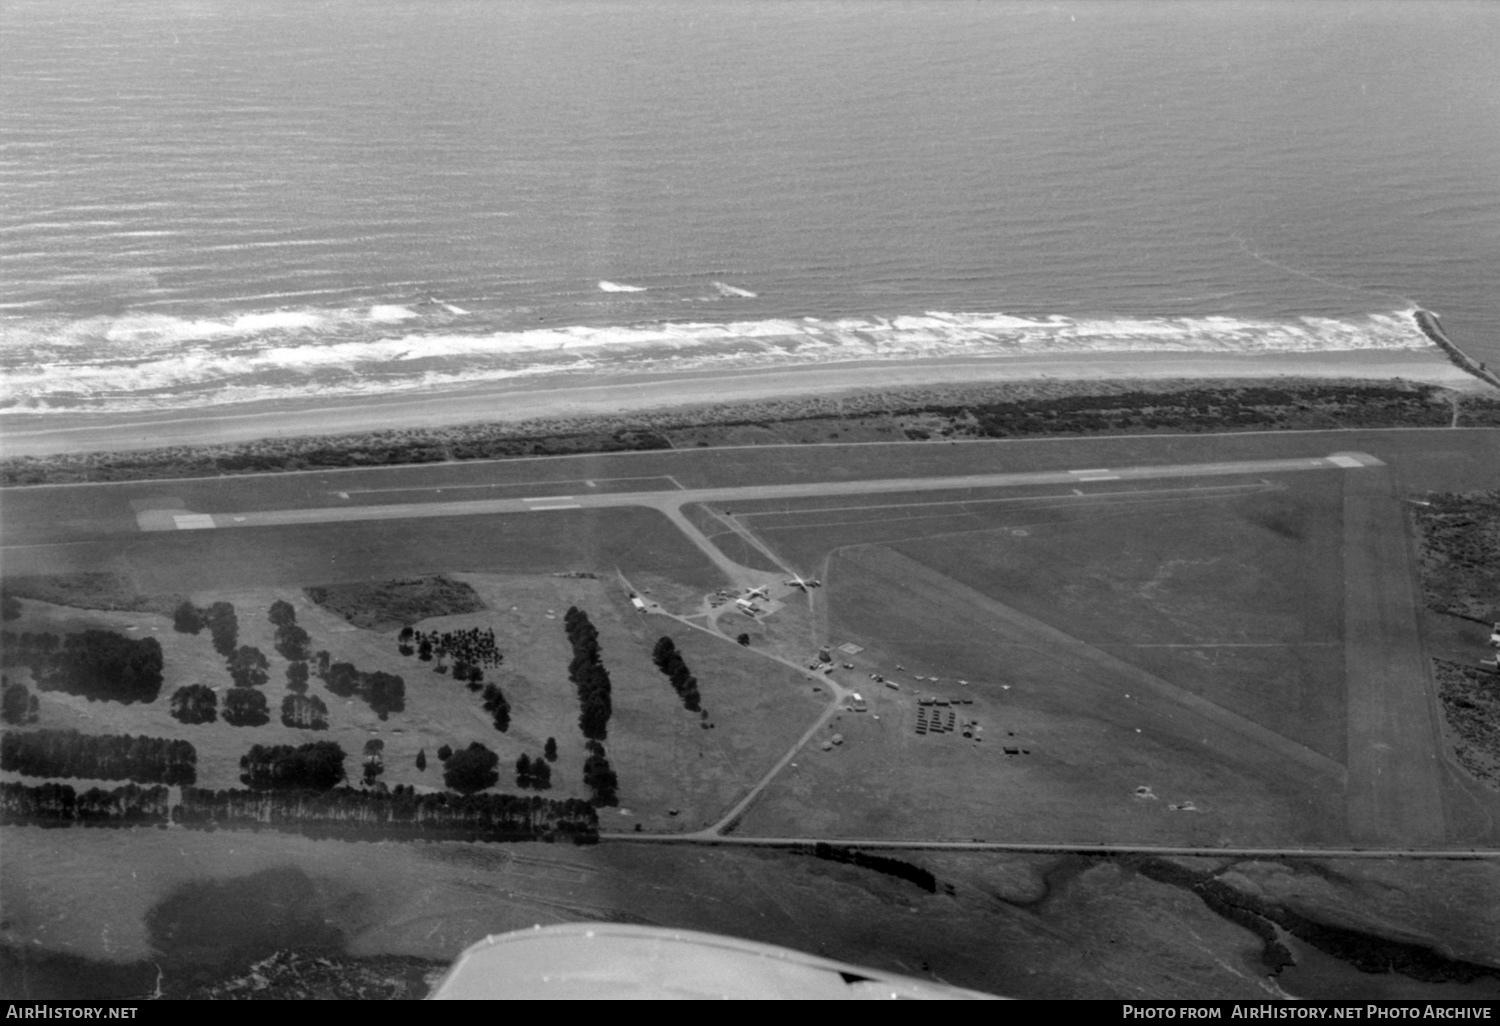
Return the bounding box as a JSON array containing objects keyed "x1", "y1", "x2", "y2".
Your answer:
[
  {"x1": 240, "y1": 741, "x2": 346, "y2": 790},
  {"x1": 582, "y1": 739, "x2": 618, "y2": 806},
  {"x1": 651, "y1": 637, "x2": 704, "y2": 713},
  {"x1": 564, "y1": 608, "x2": 612, "y2": 740},
  {"x1": 1, "y1": 729, "x2": 197, "y2": 785},
  {"x1": 2, "y1": 679, "x2": 39, "y2": 725},
  {"x1": 173, "y1": 786, "x2": 598, "y2": 843},
  {"x1": 481, "y1": 683, "x2": 510, "y2": 732},
  {"x1": 0, "y1": 781, "x2": 171, "y2": 827},
  {"x1": 2, "y1": 629, "x2": 164, "y2": 705},
  {"x1": 268, "y1": 600, "x2": 311, "y2": 662}
]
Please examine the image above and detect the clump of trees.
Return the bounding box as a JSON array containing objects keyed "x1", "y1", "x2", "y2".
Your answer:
[
  {"x1": 1, "y1": 781, "x2": 170, "y2": 827},
  {"x1": 204, "y1": 602, "x2": 239, "y2": 657},
  {"x1": 173, "y1": 601, "x2": 204, "y2": 634},
  {"x1": 582, "y1": 739, "x2": 618, "y2": 806},
  {"x1": 269, "y1": 600, "x2": 311, "y2": 662},
  {"x1": 651, "y1": 637, "x2": 703, "y2": 713},
  {"x1": 481, "y1": 683, "x2": 510, "y2": 732},
  {"x1": 170, "y1": 684, "x2": 218, "y2": 725},
  {"x1": 362, "y1": 739, "x2": 385, "y2": 786},
  {"x1": 223, "y1": 687, "x2": 270, "y2": 727},
  {"x1": 1, "y1": 729, "x2": 196, "y2": 786},
  {"x1": 280, "y1": 693, "x2": 329, "y2": 730},
  {"x1": 239, "y1": 742, "x2": 347, "y2": 790},
  {"x1": 174, "y1": 785, "x2": 598, "y2": 843},
  {"x1": 286, "y1": 660, "x2": 309, "y2": 693},
  {"x1": 319, "y1": 661, "x2": 405, "y2": 720},
  {"x1": 2, "y1": 679, "x2": 39, "y2": 725},
  {"x1": 2, "y1": 629, "x2": 164, "y2": 705},
  {"x1": 227, "y1": 645, "x2": 270, "y2": 688},
  {"x1": 564, "y1": 608, "x2": 612, "y2": 740},
  {"x1": 515, "y1": 753, "x2": 551, "y2": 790},
  {"x1": 442, "y1": 742, "x2": 499, "y2": 795},
  {"x1": 398, "y1": 626, "x2": 503, "y2": 675}
]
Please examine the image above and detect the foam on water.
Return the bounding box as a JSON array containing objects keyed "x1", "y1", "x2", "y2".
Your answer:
[
  {"x1": 0, "y1": 305, "x2": 1441, "y2": 414},
  {"x1": 598, "y1": 280, "x2": 647, "y2": 293},
  {"x1": 713, "y1": 281, "x2": 758, "y2": 298}
]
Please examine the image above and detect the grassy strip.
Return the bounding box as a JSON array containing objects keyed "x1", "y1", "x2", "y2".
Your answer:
[{"x1": 4, "y1": 379, "x2": 1497, "y2": 487}]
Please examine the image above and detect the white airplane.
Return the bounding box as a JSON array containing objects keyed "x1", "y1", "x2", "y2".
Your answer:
[{"x1": 430, "y1": 923, "x2": 999, "y2": 1000}]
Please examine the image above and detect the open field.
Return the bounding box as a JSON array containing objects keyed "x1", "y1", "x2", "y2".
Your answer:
[
  {"x1": 3, "y1": 426, "x2": 1499, "y2": 1000},
  {"x1": 3, "y1": 824, "x2": 1498, "y2": 1000},
  {"x1": 1, "y1": 568, "x2": 823, "y2": 835}
]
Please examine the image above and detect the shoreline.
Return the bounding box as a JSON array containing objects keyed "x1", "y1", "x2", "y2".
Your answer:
[{"x1": 0, "y1": 348, "x2": 1483, "y2": 459}]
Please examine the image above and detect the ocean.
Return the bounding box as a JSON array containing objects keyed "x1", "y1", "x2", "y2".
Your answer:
[{"x1": 2, "y1": 0, "x2": 1497, "y2": 416}]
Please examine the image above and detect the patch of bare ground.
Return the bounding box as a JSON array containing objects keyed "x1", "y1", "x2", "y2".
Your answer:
[
  {"x1": 1433, "y1": 658, "x2": 1500, "y2": 791},
  {"x1": 304, "y1": 576, "x2": 486, "y2": 632}
]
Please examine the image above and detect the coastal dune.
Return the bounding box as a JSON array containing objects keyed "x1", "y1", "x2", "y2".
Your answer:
[{"x1": 0, "y1": 345, "x2": 1482, "y2": 459}]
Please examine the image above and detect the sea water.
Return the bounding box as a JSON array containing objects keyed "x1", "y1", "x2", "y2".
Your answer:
[{"x1": 2, "y1": 0, "x2": 1497, "y2": 415}]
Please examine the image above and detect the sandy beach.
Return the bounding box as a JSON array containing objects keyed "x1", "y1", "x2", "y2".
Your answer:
[{"x1": 0, "y1": 347, "x2": 1483, "y2": 459}]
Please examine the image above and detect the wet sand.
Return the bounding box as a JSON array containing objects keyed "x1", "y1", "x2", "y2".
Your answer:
[{"x1": 0, "y1": 347, "x2": 1480, "y2": 458}]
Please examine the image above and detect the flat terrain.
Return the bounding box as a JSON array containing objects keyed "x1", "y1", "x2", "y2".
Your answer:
[{"x1": 3, "y1": 426, "x2": 1499, "y2": 1000}]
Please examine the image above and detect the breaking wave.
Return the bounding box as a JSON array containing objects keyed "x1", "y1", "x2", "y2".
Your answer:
[
  {"x1": 713, "y1": 281, "x2": 758, "y2": 298},
  {"x1": 597, "y1": 280, "x2": 646, "y2": 293},
  {"x1": 0, "y1": 305, "x2": 1441, "y2": 414}
]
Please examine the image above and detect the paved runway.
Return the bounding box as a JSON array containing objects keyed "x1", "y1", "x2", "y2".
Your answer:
[{"x1": 135, "y1": 453, "x2": 1382, "y2": 532}]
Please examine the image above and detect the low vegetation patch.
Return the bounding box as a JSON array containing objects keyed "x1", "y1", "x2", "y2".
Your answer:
[
  {"x1": 304, "y1": 576, "x2": 485, "y2": 631},
  {"x1": 0, "y1": 573, "x2": 182, "y2": 617},
  {"x1": 1411, "y1": 491, "x2": 1500, "y2": 624},
  {"x1": 6, "y1": 379, "x2": 1494, "y2": 487},
  {"x1": 1434, "y1": 658, "x2": 1500, "y2": 791}
]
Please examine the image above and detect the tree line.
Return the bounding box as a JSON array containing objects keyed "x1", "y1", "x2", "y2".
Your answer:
[
  {"x1": 1, "y1": 629, "x2": 164, "y2": 705},
  {"x1": 582, "y1": 739, "x2": 618, "y2": 806},
  {"x1": 811, "y1": 843, "x2": 938, "y2": 893},
  {"x1": 174, "y1": 785, "x2": 598, "y2": 843},
  {"x1": 1, "y1": 729, "x2": 196, "y2": 786},
  {"x1": 240, "y1": 741, "x2": 346, "y2": 790},
  {"x1": 564, "y1": 608, "x2": 612, "y2": 740},
  {"x1": 0, "y1": 781, "x2": 171, "y2": 827},
  {"x1": 651, "y1": 637, "x2": 704, "y2": 713}
]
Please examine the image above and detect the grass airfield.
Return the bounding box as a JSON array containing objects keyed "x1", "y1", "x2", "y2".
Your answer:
[{"x1": 3, "y1": 427, "x2": 1499, "y2": 997}]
